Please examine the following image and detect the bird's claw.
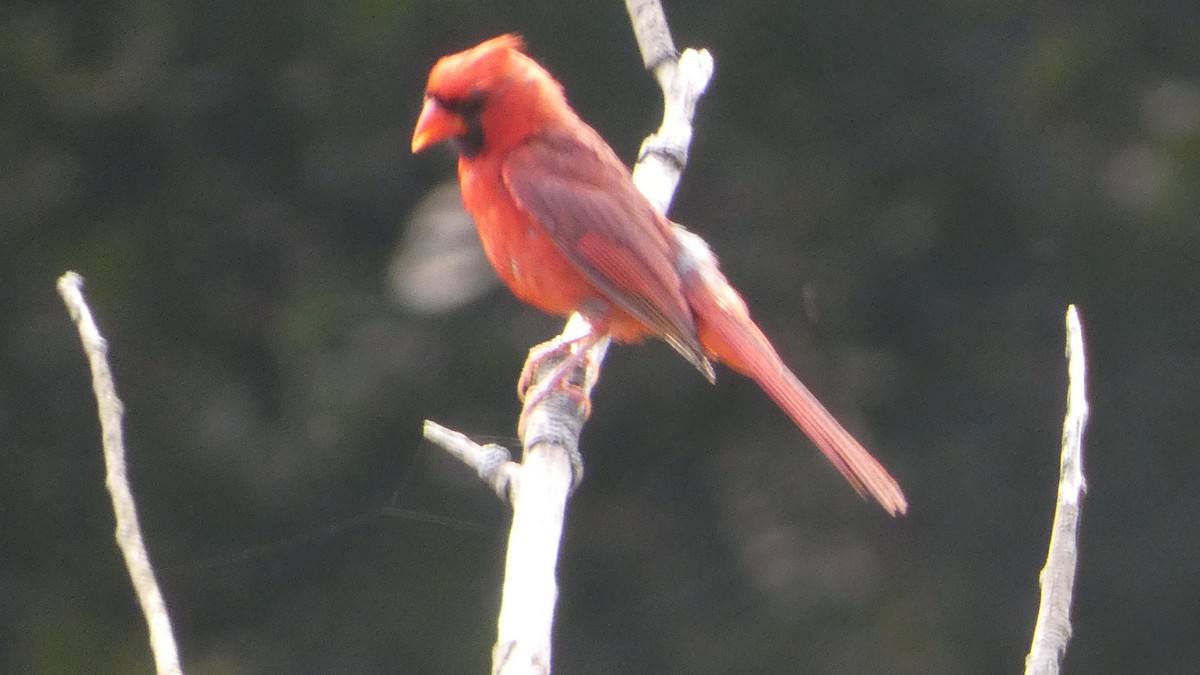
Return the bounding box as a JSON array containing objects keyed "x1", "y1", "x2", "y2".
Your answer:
[
  {"x1": 515, "y1": 332, "x2": 602, "y2": 440},
  {"x1": 517, "y1": 335, "x2": 573, "y2": 402},
  {"x1": 517, "y1": 380, "x2": 593, "y2": 440}
]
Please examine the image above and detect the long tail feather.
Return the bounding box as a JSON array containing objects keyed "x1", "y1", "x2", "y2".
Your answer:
[{"x1": 677, "y1": 232, "x2": 907, "y2": 515}]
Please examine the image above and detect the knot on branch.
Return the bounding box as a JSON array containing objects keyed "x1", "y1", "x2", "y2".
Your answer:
[{"x1": 638, "y1": 135, "x2": 690, "y2": 171}]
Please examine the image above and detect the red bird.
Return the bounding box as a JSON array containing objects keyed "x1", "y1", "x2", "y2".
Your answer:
[{"x1": 412, "y1": 35, "x2": 906, "y2": 515}]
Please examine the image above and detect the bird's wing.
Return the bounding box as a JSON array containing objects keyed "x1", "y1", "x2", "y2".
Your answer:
[{"x1": 503, "y1": 129, "x2": 713, "y2": 380}]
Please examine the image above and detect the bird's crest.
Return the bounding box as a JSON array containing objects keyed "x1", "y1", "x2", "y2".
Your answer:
[{"x1": 425, "y1": 34, "x2": 530, "y2": 101}]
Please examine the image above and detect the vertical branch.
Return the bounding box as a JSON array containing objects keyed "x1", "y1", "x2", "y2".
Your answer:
[
  {"x1": 489, "y1": 404, "x2": 580, "y2": 675},
  {"x1": 625, "y1": 0, "x2": 715, "y2": 214},
  {"x1": 1024, "y1": 304, "x2": 1089, "y2": 675},
  {"x1": 57, "y1": 272, "x2": 183, "y2": 675}
]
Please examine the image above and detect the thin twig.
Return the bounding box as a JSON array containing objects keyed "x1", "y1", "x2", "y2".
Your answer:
[
  {"x1": 422, "y1": 7, "x2": 713, "y2": 673},
  {"x1": 57, "y1": 271, "x2": 183, "y2": 675},
  {"x1": 1024, "y1": 304, "x2": 1089, "y2": 675},
  {"x1": 423, "y1": 421, "x2": 517, "y2": 500}
]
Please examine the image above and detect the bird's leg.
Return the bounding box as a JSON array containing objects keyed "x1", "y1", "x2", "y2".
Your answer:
[
  {"x1": 516, "y1": 331, "x2": 596, "y2": 402},
  {"x1": 516, "y1": 331, "x2": 604, "y2": 441}
]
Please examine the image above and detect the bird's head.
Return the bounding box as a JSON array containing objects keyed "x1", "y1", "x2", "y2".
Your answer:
[{"x1": 411, "y1": 34, "x2": 568, "y2": 158}]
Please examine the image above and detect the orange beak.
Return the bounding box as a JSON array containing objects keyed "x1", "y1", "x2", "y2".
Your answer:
[{"x1": 411, "y1": 98, "x2": 467, "y2": 153}]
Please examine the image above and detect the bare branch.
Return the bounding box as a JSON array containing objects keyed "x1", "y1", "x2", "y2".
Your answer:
[
  {"x1": 1024, "y1": 304, "x2": 1089, "y2": 675},
  {"x1": 625, "y1": 0, "x2": 714, "y2": 214},
  {"x1": 423, "y1": 421, "x2": 517, "y2": 500},
  {"x1": 625, "y1": 0, "x2": 676, "y2": 71},
  {"x1": 57, "y1": 271, "x2": 183, "y2": 675},
  {"x1": 490, "y1": 403, "x2": 579, "y2": 675}
]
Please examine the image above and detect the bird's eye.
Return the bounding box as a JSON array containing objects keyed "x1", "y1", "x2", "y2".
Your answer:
[
  {"x1": 438, "y1": 91, "x2": 486, "y2": 118},
  {"x1": 459, "y1": 92, "x2": 486, "y2": 117}
]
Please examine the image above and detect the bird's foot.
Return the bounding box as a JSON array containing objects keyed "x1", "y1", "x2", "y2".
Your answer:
[
  {"x1": 516, "y1": 332, "x2": 598, "y2": 402},
  {"x1": 516, "y1": 332, "x2": 603, "y2": 439}
]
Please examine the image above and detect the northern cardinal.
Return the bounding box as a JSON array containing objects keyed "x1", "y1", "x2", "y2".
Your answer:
[{"x1": 412, "y1": 35, "x2": 906, "y2": 515}]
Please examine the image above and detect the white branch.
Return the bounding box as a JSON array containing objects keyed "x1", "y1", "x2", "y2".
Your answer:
[
  {"x1": 626, "y1": 0, "x2": 714, "y2": 214},
  {"x1": 422, "y1": 5, "x2": 713, "y2": 673},
  {"x1": 423, "y1": 421, "x2": 517, "y2": 500},
  {"x1": 489, "y1": 406, "x2": 577, "y2": 675},
  {"x1": 57, "y1": 272, "x2": 183, "y2": 675},
  {"x1": 1024, "y1": 304, "x2": 1089, "y2": 675}
]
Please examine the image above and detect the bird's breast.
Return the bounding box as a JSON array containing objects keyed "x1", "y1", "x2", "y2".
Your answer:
[{"x1": 460, "y1": 161, "x2": 603, "y2": 318}]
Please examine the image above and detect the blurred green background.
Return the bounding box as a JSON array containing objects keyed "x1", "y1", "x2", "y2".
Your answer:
[{"x1": 4, "y1": 0, "x2": 1198, "y2": 673}]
